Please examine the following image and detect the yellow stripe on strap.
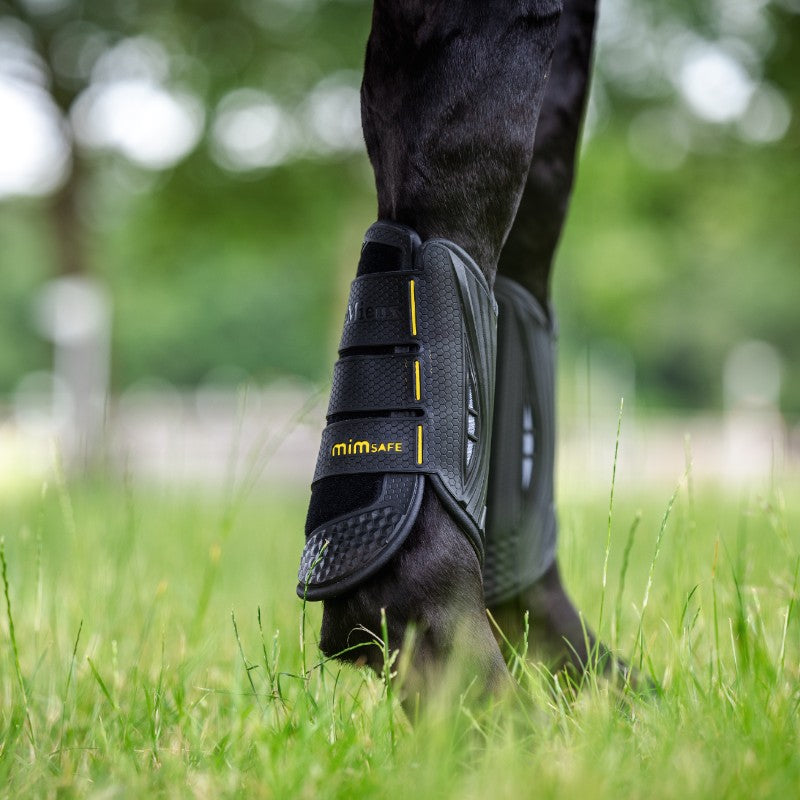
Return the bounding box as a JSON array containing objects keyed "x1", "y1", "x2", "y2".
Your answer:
[
  {"x1": 409, "y1": 279, "x2": 418, "y2": 336},
  {"x1": 416, "y1": 424, "x2": 423, "y2": 465},
  {"x1": 414, "y1": 360, "x2": 421, "y2": 401}
]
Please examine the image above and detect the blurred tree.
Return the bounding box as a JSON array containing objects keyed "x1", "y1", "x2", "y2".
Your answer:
[
  {"x1": 0, "y1": 0, "x2": 372, "y2": 387},
  {"x1": 0, "y1": 0, "x2": 367, "y2": 274}
]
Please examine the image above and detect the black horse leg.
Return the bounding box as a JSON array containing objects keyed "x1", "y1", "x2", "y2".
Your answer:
[
  {"x1": 499, "y1": 0, "x2": 597, "y2": 310},
  {"x1": 317, "y1": 0, "x2": 563, "y2": 700},
  {"x1": 488, "y1": 0, "x2": 622, "y2": 678}
]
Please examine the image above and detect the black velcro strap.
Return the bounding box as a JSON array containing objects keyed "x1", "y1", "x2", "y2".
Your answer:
[
  {"x1": 327, "y1": 353, "x2": 426, "y2": 417},
  {"x1": 313, "y1": 417, "x2": 425, "y2": 482},
  {"x1": 338, "y1": 273, "x2": 423, "y2": 351}
]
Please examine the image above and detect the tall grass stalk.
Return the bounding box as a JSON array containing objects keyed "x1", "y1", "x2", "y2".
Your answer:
[
  {"x1": 1, "y1": 537, "x2": 36, "y2": 748},
  {"x1": 778, "y1": 556, "x2": 799, "y2": 680},
  {"x1": 632, "y1": 476, "x2": 682, "y2": 673},
  {"x1": 613, "y1": 511, "x2": 641, "y2": 652},
  {"x1": 598, "y1": 397, "x2": 624, "y2": 637},
  {"x1": 233, "y1": 610, "x2": 264, "y2": 712}
]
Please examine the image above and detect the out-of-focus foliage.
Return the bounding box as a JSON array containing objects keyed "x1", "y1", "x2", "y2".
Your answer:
[
  {"x1": 557, "y1": 0, "x2": 800, "y2": 411},
  {"x1": 0, "y1": 0, "x2": 798, "y2": 411}
]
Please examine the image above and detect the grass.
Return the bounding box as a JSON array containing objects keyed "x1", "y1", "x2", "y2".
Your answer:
[{"x1": 1, "y1": 469, "x2": 799, "y2": 799}]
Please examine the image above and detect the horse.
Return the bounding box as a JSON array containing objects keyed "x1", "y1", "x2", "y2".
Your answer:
[{"x1": 298, "y1": 0, "x2": 620, "y2": 701}]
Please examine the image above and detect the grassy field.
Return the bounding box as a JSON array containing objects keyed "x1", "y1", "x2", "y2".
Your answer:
[{"x1": 1, "y1": 466, "x2": 799, "y2": 798}]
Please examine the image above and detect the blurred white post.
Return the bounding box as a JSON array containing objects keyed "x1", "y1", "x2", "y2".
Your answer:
[
  {"x1": 723, "y1": 340, "x2": 785, "y2": 483},
  {"x1": 34, "y1": 276, "x2": 112, "y2": 470}
]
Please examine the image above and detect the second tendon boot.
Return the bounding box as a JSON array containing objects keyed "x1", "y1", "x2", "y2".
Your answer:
[
  {"x1": 483, "y1": 276, "x2": 558, "y2": 607},
  {"x1": 484, "y1": 276, "x2": 637, "y2": 683}
]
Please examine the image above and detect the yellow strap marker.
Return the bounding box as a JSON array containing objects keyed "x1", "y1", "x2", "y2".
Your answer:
[
  {"x1": 414, "y1": 360, "x2": 422, "y2": 401},
  {"x1": 416, "y1": 424, "x2": 423, "y2": 465},
  {"x1": 409, "y1": 279, "x2": 418, "y2": 336}
]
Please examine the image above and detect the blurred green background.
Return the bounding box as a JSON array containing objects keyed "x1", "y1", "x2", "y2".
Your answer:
[{"x1": 0, "y1": 0, "x2": 798, "y2": 415}]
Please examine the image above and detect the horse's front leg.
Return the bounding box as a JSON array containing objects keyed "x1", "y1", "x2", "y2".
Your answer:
[
  {"x1": 485, "y1": 0, "x2": 630, "y2": 680},
  {"x1": 298, "y1": 0, "x2": 564, "y2": 703}
]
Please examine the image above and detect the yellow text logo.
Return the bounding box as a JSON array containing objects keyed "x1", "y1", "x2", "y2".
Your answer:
[{"x1": 331, "y1": 439, "x2": 403, "y2": 456}]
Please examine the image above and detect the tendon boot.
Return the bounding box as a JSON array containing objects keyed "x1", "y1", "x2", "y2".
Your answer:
[
  {"x1": 483, "y1": 276, "x2": 557, "y2": 606},
  {"x1": 298, "y1": 221, "x2": 497, "y2": 600}
]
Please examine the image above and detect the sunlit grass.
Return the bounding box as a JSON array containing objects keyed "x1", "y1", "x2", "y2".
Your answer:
[{"x1": 1, "y1": 469, "x2": 798, "y2": 798}]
